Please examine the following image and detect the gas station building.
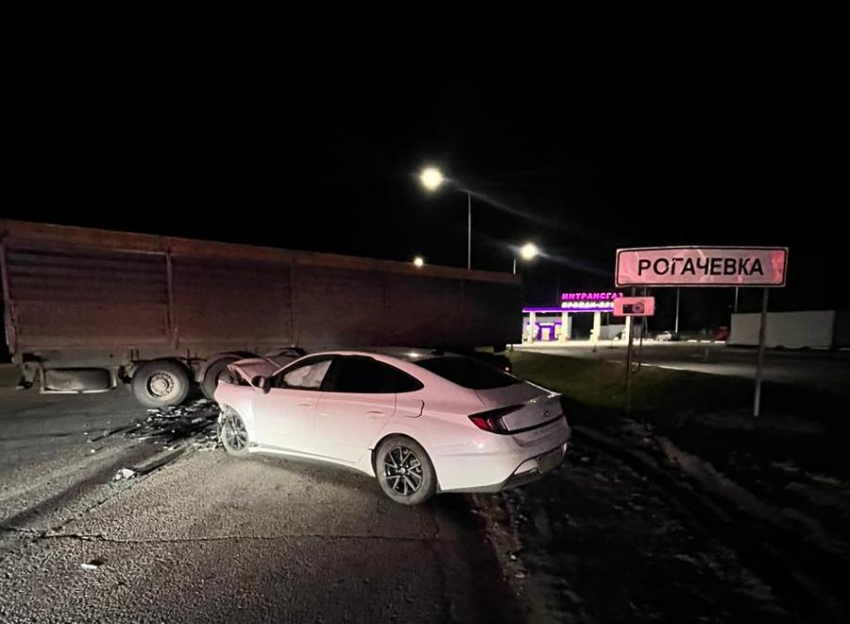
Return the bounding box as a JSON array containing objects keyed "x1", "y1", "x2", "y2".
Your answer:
[{"x1": 522, "y1": 291, "x2": 634, "y2": 345}]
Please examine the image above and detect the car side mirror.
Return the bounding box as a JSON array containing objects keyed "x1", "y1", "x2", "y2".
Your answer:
[{"x1": 251, "y1": 375, "x2": 272, "y2": 394}]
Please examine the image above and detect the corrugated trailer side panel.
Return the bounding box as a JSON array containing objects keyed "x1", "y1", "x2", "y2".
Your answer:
[
  {"x1": 456, "y1": 279, "x2": 523, "y2": 346},
  {"x1": 291, "y1": 267, "x2": 522, "y2": 350},
  {"x1": 171, "y1": 256, "x2": 293, "y2": 351},
  {"x1": 291, "y1": 264, "x2": 386, "y2": 349},
  {"x1": 2, "y1": 220, "x2": 522, "y2": 358},
  {"x1": 3, "y1": 242, "x2": 170, "y2": 350},
  {"x1": 383, "y1": 273, "x2": 466, "y2": 347}
]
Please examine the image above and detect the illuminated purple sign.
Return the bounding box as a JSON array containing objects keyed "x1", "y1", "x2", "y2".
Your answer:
[
  {"x1": 523, "y1": 293, "x2": 625, "y2": 315},
  {"x1": 546, "y1": 291, "x2": 623, "y2": 312},
  {"x1": 524, "y1": 302, "x2": 615, "y2": 314},
  {"x1": 560, "y1": 291, "x2": 624, "y2": 302}
]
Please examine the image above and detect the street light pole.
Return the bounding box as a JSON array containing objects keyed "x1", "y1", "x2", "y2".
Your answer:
[
  {"x1": 467, "y1": 191, "x2": 472, "y2": 270},
  {"x1": 419, "y1": 167, "x2": 475, "y2": 270},
  {"x1": 674, "y1": 287, "x2": 681, "y2": 334},
  {"x1": 512, "y1": 258, "x2": 517, "y2": 274}
]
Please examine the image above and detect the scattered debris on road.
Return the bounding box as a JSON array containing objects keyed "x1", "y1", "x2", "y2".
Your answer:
[
  {"x1": 94, "y1": 399, "x2": 222, "y2": 451},
  {"x1": 113, "y1": 468, "x2": 137, "y2": 481},
  {"x1": 80, "y1": 558, "x2": 105, "y2": 571}
]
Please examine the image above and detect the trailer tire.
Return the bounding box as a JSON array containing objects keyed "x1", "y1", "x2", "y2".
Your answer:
[
  {"x1": 201, "y1": 357, "x2": 239, "y2": 400},
  {"x1": 132, "y1": 360, "x2": 190, "y2": 408}
]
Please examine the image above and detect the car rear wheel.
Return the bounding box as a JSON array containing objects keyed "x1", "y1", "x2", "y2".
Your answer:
[
  {"x1": 375, "y1": 436, "x2": 436, "y2": 505},
  {"x1": 219, "y1": 410, "x2": 250, "y2": 457}
]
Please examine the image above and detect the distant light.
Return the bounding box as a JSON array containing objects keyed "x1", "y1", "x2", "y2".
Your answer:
[
  {"x1": 419, "y1": 167, "x2": 444, "y2": 191},
  {"x1": 413, "y1": 256, "x2": 425, "y2": 268},
  {"x1": 520, "y1": 243, "x2": 539, "y2": 261}
]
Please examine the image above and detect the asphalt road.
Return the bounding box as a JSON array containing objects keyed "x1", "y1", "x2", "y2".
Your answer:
[
  {"x1": 518, "y1": 343, "x2": 850, "y2": 395},
  {"x1": 0, "y1": 388, "x2": 520, "y2": 624},
  {"x1": 2, "y1": 382, "x2": 830, "y2": 622}
]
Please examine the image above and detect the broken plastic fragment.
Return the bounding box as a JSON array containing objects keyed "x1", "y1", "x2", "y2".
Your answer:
[
  {"x1": 81, "y1": 558, "x2": 105, "y2": 570},
  {"x1": 113, "y1": 468, "x2": 137, "y2": 481}
]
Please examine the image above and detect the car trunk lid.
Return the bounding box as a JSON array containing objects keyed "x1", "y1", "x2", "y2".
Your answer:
[{"x1": 474, "y1": 383, "x2": 564, "y2": 433}]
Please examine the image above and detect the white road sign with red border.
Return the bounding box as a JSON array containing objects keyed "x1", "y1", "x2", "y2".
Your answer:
[{"x1": 615, "y1": 246, "x2": 788, "y2": 288}]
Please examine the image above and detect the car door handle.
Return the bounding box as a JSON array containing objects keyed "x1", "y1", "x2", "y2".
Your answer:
[
  {"x1": 296, "y1": 403, "x2": 313, "y2": 408},
  {"x1": 366, "y1": 410, "x2": 387, "y2": 418}
]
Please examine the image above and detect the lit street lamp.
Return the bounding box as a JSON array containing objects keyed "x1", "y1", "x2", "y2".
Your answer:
[
  {"x1": 513, "y1": 243, "x2": 539, "y2": 274},
  {"x1": 413, "y1": 256, "x2": 425, "y2": 268},
  {"x1": 419, "y1": 166, "x2": 473, "y2": 270},
  {"x1": 419, "y1": 167, "x2": 444, "y2": 191}
]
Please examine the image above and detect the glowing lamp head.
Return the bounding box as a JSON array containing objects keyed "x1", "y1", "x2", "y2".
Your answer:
[
  {"x1": 413, "y1": 256, "x2": 425, "y2": 268},
  {"x1": 519, "y1": 243, "x2": 539, "y2": 261},
  {"x1": 419, "y1": 167, "x2": 444, "y2": 191}
]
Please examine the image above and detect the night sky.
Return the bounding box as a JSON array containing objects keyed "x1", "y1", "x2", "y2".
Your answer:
[{"x1": 6, "y1": 24, "x2": 846, "y2": 331}]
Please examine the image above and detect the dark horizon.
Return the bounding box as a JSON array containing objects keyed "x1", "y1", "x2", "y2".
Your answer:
[{"x1": 5, "y1": 23, "x2": 846, "y2": 330}]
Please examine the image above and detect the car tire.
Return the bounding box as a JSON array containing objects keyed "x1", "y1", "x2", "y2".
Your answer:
[
  {"x1": 375, "y1": 436, "x2": 437, "y2": 505},
  {"x1": 219, "y1": 409, "x2": 250, "y2": 457},
  {"x1": 131, "y1": 360, "x2": 190, "y2": 408},
  {"x1": 201, "y1": 357, "x2": 238, "y2": 400}
]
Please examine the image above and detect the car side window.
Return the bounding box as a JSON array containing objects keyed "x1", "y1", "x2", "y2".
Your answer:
[
  {"x1": 323, "y1": 357, "x2": 424, "y2": 394},
  {"x1": 275, "y1": 357, "x2": 333, "y2": 390}
]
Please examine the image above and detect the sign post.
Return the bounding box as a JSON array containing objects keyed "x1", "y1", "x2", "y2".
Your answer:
[
  {"x1": 625, "y1": 321, "x2": 635, "y2": 415},
  {"x1": 615, "y1": 246, "x2": 788, "y2": 418},
  {"x1": 753, "y1": 288, "x2": 769, "y2": 417},
  {"x1": 613, "y1": 296, "x2": 656, "y2": 415}
]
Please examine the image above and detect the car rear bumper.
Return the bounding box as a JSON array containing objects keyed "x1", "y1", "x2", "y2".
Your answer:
[
  {"x1": 455, "y1": 441, "x2": 569, "y2": 493},
  {"x1": 431, "y1": 417, "x2": 571, "y2": 493}
]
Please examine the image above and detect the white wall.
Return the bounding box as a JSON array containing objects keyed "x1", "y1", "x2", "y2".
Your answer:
[
  {"x1": 599, "y1": 324, "x2": 625, "y2": 340},
  {"x1": 729, "y1": 311, "x2": 835, "y2": 349}
]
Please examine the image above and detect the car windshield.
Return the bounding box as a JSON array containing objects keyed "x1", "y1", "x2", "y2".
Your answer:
[{"x1": 416, "y1": 356, "x2": 519, "y2": 390}]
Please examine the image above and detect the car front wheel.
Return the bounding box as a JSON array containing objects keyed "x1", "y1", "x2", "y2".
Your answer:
[
  {"x1": 219, "y1": 410, "x2": 250, "y2": 456},
  {"x1": 375, "y1": 436, "x2": 437, "y2": 505}
]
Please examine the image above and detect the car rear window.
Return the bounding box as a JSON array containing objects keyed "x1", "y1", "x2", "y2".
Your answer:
[{"x1": 417, "y1": 356, "x2": 519, "y2": 390}]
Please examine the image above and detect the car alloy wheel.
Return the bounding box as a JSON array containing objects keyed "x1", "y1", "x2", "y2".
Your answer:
[
  {"x1": 383, "y1": 445, "x2": 424, "y2": 496},
  {"x1": 221, "y1": 412, "x2": 249, "y2": 455},
  {"x1": 375, "y1": 436, "x2": 436, "y2": 505}
]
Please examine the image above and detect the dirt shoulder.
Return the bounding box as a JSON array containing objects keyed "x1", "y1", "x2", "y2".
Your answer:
[{"x1": 481, "y1": 351, "x2": 850, "y2": 623}]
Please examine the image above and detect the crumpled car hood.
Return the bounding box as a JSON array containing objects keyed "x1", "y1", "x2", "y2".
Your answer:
[{"x1": 227, "y1": 353, "x2": 299, "y2": 384}]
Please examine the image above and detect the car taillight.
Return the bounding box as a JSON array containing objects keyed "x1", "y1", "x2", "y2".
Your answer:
[{"x1": 468, "y1": 405, "x2": 523, "y2": 434}]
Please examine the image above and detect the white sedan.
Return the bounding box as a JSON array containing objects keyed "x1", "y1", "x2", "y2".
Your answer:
[{"x1": 214, "y1": 349, "x2": 570, "y2": 505}]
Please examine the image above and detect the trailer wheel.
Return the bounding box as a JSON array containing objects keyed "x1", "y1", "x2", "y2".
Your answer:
[
  {"x1": 201, "y1": 357, "x2": 239, "y2": 400},
  {"x1": 132, "y1": 360, "x2": 190, "y2": 408}
]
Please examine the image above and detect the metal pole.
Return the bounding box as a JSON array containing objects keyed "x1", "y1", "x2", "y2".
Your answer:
[
  {"x1": 638, "y1": 316, "x2": 646, "y2": 370},
  {"x1": 753, "y1": 288, "x2": 769, "y2": 417},
  {"x1": 637, "y1": 287, "x2": 647, "y2": 369},
  {"x1": 512, "y1": 258, "x2": 517, "y2": 274},
  {"x1": 734, "y1": 286, "x2": 739, "y2": 314},
  {"x1": 625, "y1": 320, "x2": 635, "y2": 415},
  {"x1": 674, "y1": 287, "x2": 680, "y2": 334},
  {"x1": 467, "y1": 191, "x2": 472, "y2": 270}
]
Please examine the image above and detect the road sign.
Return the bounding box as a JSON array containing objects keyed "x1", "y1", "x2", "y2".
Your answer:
[
  {"x1": 613, "y1": 296, "x2": 655, "y2": 317},
  {"x1": 613, "y1": 245, "x2": 789, "y2": 418},
  {"x1": 615, "y1": 246, "x2": 788, "y2": 288}
]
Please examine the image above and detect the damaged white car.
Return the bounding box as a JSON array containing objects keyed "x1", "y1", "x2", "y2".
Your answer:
[{"x1": 214, "y1": 349, "x2": 570, "y2": 505}]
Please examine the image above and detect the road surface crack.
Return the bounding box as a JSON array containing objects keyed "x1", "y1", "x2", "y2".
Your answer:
[{"x1": 40, "y1": 531, "x2": 448, "y2": 545}]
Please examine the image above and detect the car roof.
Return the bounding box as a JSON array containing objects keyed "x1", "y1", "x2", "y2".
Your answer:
[{"x1": 301, "y1": 348, "x2": 463, "y2": 363}]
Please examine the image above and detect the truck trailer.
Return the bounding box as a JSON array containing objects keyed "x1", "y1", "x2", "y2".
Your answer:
[{"x1": 1, "y1": 220, "x2": 522, "y2": 407}]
